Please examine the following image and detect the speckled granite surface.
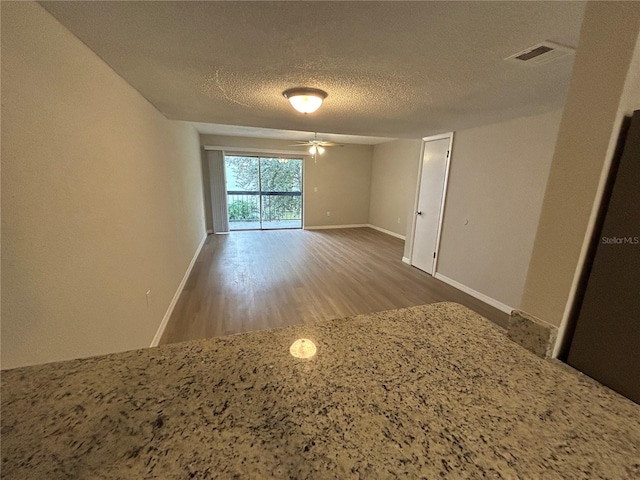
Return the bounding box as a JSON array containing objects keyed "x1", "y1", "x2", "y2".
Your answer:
[
  {"x1": 2, "y1": 302, "x2": 639, "y2": 479},
  {"x1": 508, "y1": 309, "x2": 558, "y2": 358}
]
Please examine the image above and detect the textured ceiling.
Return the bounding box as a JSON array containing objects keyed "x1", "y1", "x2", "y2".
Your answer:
[{"x1": 41, "y1": 1, "x2": 586, "y2": 139}]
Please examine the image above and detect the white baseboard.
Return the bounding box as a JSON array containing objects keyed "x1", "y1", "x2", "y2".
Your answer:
[
  {"x1": 304, "y1": 224, "x2": 368, "y2": 230},
  {"x1": 150, "y1": 233, "x2": 207, "y2": 347},
  {"x1": 434, "y1": 273, "x2": 513, "y2": 314},
  {"x1": 367, "y1": 224, "x2": 406, "y2": 240},
  {"x1": 402, "y1": 256, "x2": 411, "y2": 265}
]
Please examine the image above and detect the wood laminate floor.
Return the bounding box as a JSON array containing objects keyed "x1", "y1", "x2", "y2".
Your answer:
[{"x1": 160, "y1": 228, "x2": 509, "y2": 344}]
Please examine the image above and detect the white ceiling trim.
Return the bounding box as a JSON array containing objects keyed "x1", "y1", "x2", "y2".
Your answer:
[
  {"x1": 193, "y1": 122, "x2": 394, "y2": 145},
  {"x1": 204, "y1": 145, "x2": 311, "y2": 157}
]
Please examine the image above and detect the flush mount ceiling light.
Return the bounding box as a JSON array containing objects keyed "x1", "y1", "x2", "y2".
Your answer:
[{"x1": 282, "y1": 87, "x2": 328, "y2": 114}]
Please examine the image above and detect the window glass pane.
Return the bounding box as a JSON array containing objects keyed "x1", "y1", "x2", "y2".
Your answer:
[{"x1": 225, "y1": 156, "x2": 260, "y2": 230}]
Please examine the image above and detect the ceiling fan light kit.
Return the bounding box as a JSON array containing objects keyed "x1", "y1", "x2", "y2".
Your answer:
[
  {"x1": 282, "y1": 87, "x2": 328, "y2": 114},
  {"x1": 289, "y1": 133, "x2": 344, "y2": 162},
  {"x1": 309, "y1": 145, "x2": 326, "y2": 155}
]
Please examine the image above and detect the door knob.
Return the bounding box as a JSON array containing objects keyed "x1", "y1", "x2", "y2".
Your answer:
[{"x1": 416, "y1": 211, "x2": 422, "y2": 216}]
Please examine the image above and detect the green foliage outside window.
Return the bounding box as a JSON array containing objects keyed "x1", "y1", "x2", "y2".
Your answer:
[
  {"x1": 226, "y1": 156, "x2": 303, "y2": 223},
  {"x1": 226, "y1": 157, "x2": 302, "y2": 192},
  {"x1": 228, "y1": 199, "x2": 259, "y2": 221}
]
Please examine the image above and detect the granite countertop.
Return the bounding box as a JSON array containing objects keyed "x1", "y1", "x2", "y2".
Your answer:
[{"x1": 2, "y1": 302, "x2": 639, "y2": 479}]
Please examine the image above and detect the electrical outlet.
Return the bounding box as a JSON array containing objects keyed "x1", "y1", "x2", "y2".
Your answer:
[
  {"x1": 326, "y1": 211, "x2": 331, "y2": 217},
  {"x1": 397, "y1": 217, "x2": 401, "y2": 224},
  {"x1": 146, "y1": 290, "x2": 152, "y2": 308},
  {"x1": 314, "y1": 187, "x2": 318, "y2": 192}
]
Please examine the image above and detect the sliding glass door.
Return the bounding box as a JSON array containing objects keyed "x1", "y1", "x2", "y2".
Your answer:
[
  {"x1": 224, "y1": 155, "x2": 303, "y2": 230},
  {"x1": 259, "y1": 157, "x2": 303, "y2": 229}
]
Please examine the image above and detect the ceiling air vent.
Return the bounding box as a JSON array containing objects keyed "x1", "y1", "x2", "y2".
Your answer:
[{"x1": 505, "y1": 41, "x2": 574, "y2": 66}]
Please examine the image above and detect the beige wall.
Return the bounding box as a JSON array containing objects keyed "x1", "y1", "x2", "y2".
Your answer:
[
  {"x1": 618, "y1": 32, "x2": 640, "y2": 115},
  {"x1": 1, "y1": 2, "x2": 206, "y2": 369},
  {"x1": 521, "y1": 2, "x2": 640, "y2": 327},
  {"x1": 429, "y1": 111, "x2": 562, "y2": 309},
  {"x1": 200, "y1": 135, "x2": 373, "y2": 227},
  {"x1": 369, "y1": 139, "x2": 422, "y2": 238}
]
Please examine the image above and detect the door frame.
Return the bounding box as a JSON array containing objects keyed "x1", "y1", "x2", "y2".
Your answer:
[{"x1": 409, "y1": 132, "x2": 454, "y2": 275}]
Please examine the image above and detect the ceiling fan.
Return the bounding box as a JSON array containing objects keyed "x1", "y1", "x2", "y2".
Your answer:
[{"x1": 290, "y1": 133, "x2": 344, "y2": 156}]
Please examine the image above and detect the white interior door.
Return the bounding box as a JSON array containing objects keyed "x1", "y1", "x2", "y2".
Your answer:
[{"x1": 411, "y1": 135, "x2": 452, "y2": 275}]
